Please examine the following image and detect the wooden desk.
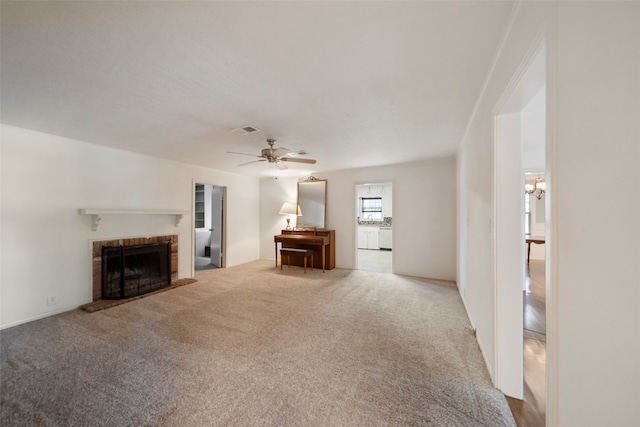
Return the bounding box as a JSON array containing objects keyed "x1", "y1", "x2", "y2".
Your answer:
[
  {"x1": 526, "y1": 236, "x2": 545, "y2": 264},
  {"x1": 274, "y1": 229, "x2": 335, "y2": 272}
]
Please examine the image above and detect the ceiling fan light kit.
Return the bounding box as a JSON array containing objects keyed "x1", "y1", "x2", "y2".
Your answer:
[{"x1": 227, "y1": 138, "x2": 317, "y2": 170}]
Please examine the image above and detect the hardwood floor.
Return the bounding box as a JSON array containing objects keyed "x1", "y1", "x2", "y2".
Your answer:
[
  {"x1": 507, "y1": 259, "x2": 546, "y2": 426},
  {"x1": 524, "y1": 259, "x2": 545, "y2": 335}
]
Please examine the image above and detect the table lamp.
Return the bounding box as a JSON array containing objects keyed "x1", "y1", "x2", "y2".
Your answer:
[{"x1": 279, "y1": 202, "x2": 301, "y2": 230}]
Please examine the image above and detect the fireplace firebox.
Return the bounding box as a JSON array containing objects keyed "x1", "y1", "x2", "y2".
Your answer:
[{"x1": 102, "y1": 242, "x2": 171, "y2": 299}]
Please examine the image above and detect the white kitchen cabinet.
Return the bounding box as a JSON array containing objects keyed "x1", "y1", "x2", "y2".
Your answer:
[
  {"x1": 368, "y1": 230, "x2": 379, "y2": 249},
  {"x1": 357, "y1": 230, "x2": 367, "y2": 249},
  {"x1": 358, "y1": 227, "x2": 379, "y2": 249},
  {"x1": 379, "y1": 227, "x2": 392, "y2": 250}
]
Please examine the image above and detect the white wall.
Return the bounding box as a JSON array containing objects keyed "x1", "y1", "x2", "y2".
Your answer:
[
  {"x1": 458, "y1": 1, "x2": 640, "y2": 425},
  {"x1": 259, "y1": 176, "x2": 299, "y2": 261},
  {"x1": 554, "y1": 3, "x2": 640, "y2": 425},
  {"x1": 1, "y1": 125, "x2": 260, "y2": 329},
  {"x1": 458, "y1": 0, "x2": 553, "y2": 387},
  {"x1": 521, "y1": 85, "x2": 546, "y2": 172},
  {"x1": 495, "y1": 112, "x2": 524, "y2": 398},
  {"x1": 194, "y1": 229, "x2": 211, "y2": 257},
  {"x1": 260, "y1": 158, "x2": 456, "y2": 281}
]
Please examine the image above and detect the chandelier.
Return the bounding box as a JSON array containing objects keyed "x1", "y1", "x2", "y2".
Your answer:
[{"x1": 525, "y1": 176, "x2": 546, "y2": 200}]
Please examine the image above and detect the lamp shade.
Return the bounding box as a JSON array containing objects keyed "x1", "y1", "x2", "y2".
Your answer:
[{"x1": 279, "y1": 202, "x2": 301, "y2": 216}]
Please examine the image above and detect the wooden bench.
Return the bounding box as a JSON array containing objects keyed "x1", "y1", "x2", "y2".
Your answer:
[{"x1": 280, "y1": 248, "x2": 314, "y2": 273}]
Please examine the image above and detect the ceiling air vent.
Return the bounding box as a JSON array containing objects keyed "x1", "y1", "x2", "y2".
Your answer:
[{"x1": 231, "y1": 125, "x2": 261, "y2": 135}]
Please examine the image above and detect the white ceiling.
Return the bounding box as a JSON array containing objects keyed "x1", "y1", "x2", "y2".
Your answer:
[{"x1": 1, "y1": 1, "x2": 514, "y2": 178}]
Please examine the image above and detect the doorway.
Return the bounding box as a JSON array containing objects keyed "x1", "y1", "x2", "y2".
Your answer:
[
  {"x1": 494, "y1": 41, "x2": 547, "y2": 424},
  {"x1": 194, "y1": 182, "x2": 225, "y2": 271},
  {"x1": 519, "y1": 174, "x2": 547, "y2": 425},
  {"x1": 355, "y1": 183, "x2": 393, "y2": 273}
]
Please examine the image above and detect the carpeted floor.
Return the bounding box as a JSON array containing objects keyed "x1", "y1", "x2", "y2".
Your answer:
[{"x1": 0, "y1": 260, "x2": 515, "y2": 426}]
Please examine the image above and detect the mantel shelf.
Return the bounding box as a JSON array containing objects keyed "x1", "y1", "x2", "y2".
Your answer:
[{"x1": 78, "y1": 208, "x2": 191, "y2": 231}]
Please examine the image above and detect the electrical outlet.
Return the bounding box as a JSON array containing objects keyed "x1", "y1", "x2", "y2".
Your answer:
[{"x1": 47, "y1": 294, "x2": 58, "y2": 306}]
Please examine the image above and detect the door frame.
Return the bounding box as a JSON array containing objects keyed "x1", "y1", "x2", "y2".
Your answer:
[
  {"x1": 191, "y1": 180, "x2": 227, "y2": 276},
  {"x1": 353, "y1": 181, "x2": 394, "y2": 272},
  {"x1": 492, "y1": 31, "x2": 555, "y2": 423}
]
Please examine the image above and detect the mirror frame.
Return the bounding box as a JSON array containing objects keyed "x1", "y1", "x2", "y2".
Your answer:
[{"x1": 296, "y1": 178, "x2": 327, "y2": 229}]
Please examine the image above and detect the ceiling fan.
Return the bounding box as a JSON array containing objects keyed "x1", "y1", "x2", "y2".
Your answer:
[{"x1": 227, "y1": 139, "x2": 317, "y2": 170}]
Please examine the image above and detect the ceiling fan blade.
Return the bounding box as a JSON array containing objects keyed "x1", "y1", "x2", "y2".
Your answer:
[
  {"x1": 280, "y1": 157, "x2": 317, "y2": 164},
  {"x1": 227, "y1": 151, "x2": 263, "y2": 158},
  {"x1": 229, "y1": 139, "x2": 313, "y2": 168},
  {"x1": 288, "y1": 150, "x2": 307, "y2": 157},
  {"x1": 237, "y1": 159, "x2": 266, "y2": 166}
]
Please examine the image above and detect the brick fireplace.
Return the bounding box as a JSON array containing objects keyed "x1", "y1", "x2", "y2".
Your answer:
[{"x1": 91, "y1": 235, "x2": 178, "y2": 301}]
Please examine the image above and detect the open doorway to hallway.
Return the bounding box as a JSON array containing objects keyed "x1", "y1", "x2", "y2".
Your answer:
[
  {"x1": 194, "y1": 182, "x2": 226, "y2": 271},
  {"x1": 495, "y1": 42, "x2": 547, "y2": 426},
  {"x1": 355, "y1": 183, "x2": 393, "y2": 273},
  {"x1": 511, "y1": 175, "x2": 547, "y2": 426}
]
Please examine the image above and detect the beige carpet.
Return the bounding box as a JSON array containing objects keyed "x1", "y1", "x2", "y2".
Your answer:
[{"x1": 1, "y1": 260, "x2": 515, "y2": 426}]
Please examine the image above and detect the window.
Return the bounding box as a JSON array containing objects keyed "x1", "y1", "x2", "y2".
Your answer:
[
  {"x1": 524, "y1": 193, "x2": 531, "y2": 236},
  {"x1": 361, "y1": 197, "x2": 383, "y2": 220}
]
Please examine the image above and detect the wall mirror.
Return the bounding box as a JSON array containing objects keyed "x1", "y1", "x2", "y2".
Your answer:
[{"x1": 297, "y1": 178, "x2": 327, "y2": 228}]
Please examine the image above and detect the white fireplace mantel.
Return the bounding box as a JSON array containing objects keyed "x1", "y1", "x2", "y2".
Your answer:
[{"x1": 78, "y1": 208, "x2": 191, "y2": 231}]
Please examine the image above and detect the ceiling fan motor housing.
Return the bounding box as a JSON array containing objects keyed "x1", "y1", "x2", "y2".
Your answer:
[{"x1": 261, "y1": 148, "x2": 276, "y2": 162}]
